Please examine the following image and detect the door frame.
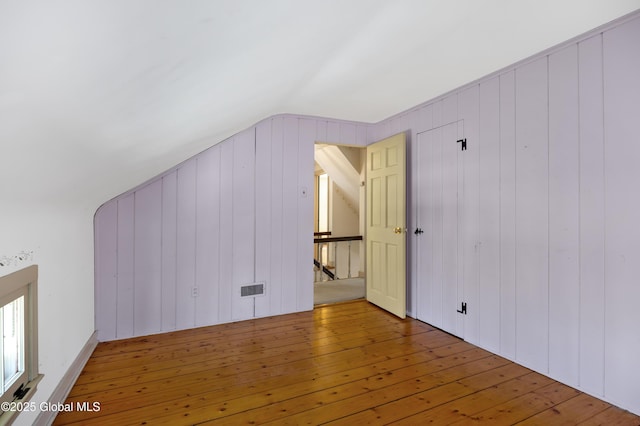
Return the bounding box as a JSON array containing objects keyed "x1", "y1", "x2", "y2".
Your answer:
[{"x1": 312, "y1": 142, "x2": 366, "y2": 303}]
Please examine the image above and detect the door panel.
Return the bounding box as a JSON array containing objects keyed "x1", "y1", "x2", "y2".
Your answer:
[
  {"x1": 442, "y1": 123, "x2": 460, "y2": 336},
  {"x1": 416, "y1": 122, "x2": 464, "y2": 337},
  {"x1": 366, "y1": 133, "x2": 406, "y2": 318},
  {"x1": 429, "y1": 128, "x2": 443, "y2": 327}
]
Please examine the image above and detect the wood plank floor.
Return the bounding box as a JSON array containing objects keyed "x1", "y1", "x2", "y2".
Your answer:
[{"x1": 54, "y1": 300, "x2": 640, "y2": 425}]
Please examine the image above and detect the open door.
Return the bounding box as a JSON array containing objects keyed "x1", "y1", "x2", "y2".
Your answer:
[{"x1": 366, "y1": 133, "x2": 406, "y2": 318}]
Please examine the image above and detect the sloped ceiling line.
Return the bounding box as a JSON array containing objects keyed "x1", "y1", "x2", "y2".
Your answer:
[{"x1": 1, "y1": 1, "x2": 639, "y2": 207}]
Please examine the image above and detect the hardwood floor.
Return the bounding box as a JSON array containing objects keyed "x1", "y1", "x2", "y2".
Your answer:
[{"x1": 54, "y1": 300, "x2": 639, "y2": 425}]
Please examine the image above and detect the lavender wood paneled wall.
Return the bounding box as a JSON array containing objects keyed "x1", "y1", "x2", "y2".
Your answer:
[
  {"x1": 94, "y1": 116, "x2": 371, "y2": 342},
  {"x1": 374, "y1": 12, "x2": 640, "y2": 416},
  {"x1": 94, "y1": 10, "x2": 640, "y2": 417},
  {"x1": 602, "y1": 15, "x2": 640, "y2": 413}
]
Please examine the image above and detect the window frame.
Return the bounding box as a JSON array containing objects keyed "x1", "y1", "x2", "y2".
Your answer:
[
  {"x1": 0, "y1": 288, "x2": 27, "y2": 402},
  {"x1": 0, "y1": 265, "x2": 41, "y2": 423}
]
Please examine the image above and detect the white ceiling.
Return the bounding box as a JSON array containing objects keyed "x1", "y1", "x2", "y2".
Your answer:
[{"x1": 1, "y1": 0, "x2": 639, "y2": 208}]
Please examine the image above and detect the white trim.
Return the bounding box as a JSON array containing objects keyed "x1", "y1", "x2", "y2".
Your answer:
[{"x1": 34, "y1": 332, "x2": 98, "y2": 426}]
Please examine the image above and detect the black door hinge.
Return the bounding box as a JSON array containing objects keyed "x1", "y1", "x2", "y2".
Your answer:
[
  {"x1": 457, "y1": 302, "x2": 467, "y2": 315},
  {"x1": 457, "y1": 138, "x2": 467, "y2": 151}
]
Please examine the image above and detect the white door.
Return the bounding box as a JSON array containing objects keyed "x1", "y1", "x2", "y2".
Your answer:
[
  {"x1": 366, "y1": 133, "x2": 406, "y2": 318},
  {"x1": 415, "y1": 122, "x2": 466, "y2": 337}
]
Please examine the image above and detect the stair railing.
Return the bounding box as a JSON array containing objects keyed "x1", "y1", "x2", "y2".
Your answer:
[{"x1": 313, "y1": 234, "x2": 363, "y2": 282}]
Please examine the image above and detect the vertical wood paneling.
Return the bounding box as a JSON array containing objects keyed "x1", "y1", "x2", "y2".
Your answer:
[
  {"x1": 161, "y1": 171, "x2": 178, "y2": 331},
  {"x1": 416, "y1": 105, "x2": 433, "y2": 133},
  {"x1": 374, "y1": 16, "x2": 640, "y2": 414},
  {"x1": 175, "y1": 160, "x2": 197, "y2": 329},
  {"x1": 444, "y1": 95, "x2": 461, "y2": 334},
  {"x1": 414, "y1": 105, "x2": 432, "y2": 321},
  {"x1": 254, "y1": 119, "x2": 273, "y2": 317},
  {"x1": 478, "y1": 77, "x2": 501, "y2": 353},
  {"x1": 116, "y1": 194, "x2": 135, "y2": 338},
  {"x1": 406, "y1": 114, "x2": 416, "y2": 316},
  {"x1": 430, "y1": 126, "x2": 444, "y2": 329},
  {"x1": 375, "y1": 119, "x2": 391, "y2": 142},
  {"x1": 91, "y1": 15, "x2": 640, "y2": 417},
  {"x1": 441, "y1": 123, "x2": 458, "y2": 335},
  {"x1": 339, "y1": 122, "x2": 356, "y2": 145},
  {"x1": 316, "y1": 120, "x2": 327, "y2": 142},
  {"x1": 133, "y1": 180, "x2": 162, "y2": 336},
  {"x1": 219, "y1": 141, "x2": 234, "y2": 321},
  {"x1": 95, "y1": 116, "x2": 317, "y2": 336},
  {"x1": 432, "y1": 99, "x2": 443, "y2": 128},
  {"x1": 390, "y1": 114, "x2": 409, "y2": 136},
  {"x1": 327, "y1": 121, "x2": 340, "y2": 142},
  {"x1": 356, "y1": 124, "x2": 368, "y2": 146},
  {"x1": 578, "y1": 34, "x2": 605, "y2": 397},
  {"x1": 94, "y1": 202, "x2": 118, "y2": 341},
  {"x1": 298, "y1": 119, "x2": 316, "y2": 311},
  {"x1": 603, "y1": 17, "x2": 640, "y2": 413},
  {"x1": 499, "y1": 70, "x2": 517, "y2": 359},
  {"x1": 194, "y1": 146, "x2": 221, "y2": 326},
  {"x1": 548, "y1": 45, "x2": 580, "y2": 385},
  {"x1": 431, "y1": 96, "x2": 444, "y2": 312},
  {"x1": 365, "y1": 125, "x2": 377, "y2": 145},
  {"x1": 442, "y1": 94, "x2": 457, "y2": 125},
  {"x1": 232, "y1": 130, "x2": 256, "y2": 320},
  {"x1": 455, "y1": 118, "x2": 465, "y2": 338},
  {"x1": 460, "y1": 86, "x2": 480, "y2": 344},
  {"x1": 515, "y1": 56, "x2": 549, "y2": 373},
  {"x1": 281, "y1": 116, "x2": 299, "y2": 312},
  {"x1": 407, "y1": 110, "x2": 419, "y2": 317},
  {"x1": 268, "y1": 117, "x2": 284, "y2": 315},
  {"x1": 416, "y1": 129, "x2": 431, "y2": 323}
]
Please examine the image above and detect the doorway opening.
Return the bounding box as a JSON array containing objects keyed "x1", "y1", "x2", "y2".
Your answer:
[{"x1": 313, "y1": 143, "x2": 365, "y2": 305}]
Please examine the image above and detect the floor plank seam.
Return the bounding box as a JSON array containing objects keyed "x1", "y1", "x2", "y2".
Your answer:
[{"x1": 53, "y1": 301, "x2": 640, "y2": 426}]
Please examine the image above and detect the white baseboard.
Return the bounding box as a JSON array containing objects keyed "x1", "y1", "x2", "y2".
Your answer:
[{"x1": 35, "y1": 331, "x2": 98, "y2": 426}]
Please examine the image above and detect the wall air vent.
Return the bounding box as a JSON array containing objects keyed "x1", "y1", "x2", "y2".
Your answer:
[{"x1": 240, "y1": 282, "x2": 265, "y2": 297}]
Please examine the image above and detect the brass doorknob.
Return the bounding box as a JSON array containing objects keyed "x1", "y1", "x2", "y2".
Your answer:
[{"x1": 394, "y1": 227, "x2": 402, "y2": 234}]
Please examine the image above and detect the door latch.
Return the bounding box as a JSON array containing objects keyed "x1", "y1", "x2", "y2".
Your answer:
[
  {"x1": 457, "y1": 302, "x2": 467, "y2": 315},
  {"x1": 457, "y1": 138, "x2": 467, "y2": 151},
  {"x1": 414, "y1": 228, "x2": 424, "y2": 235}
]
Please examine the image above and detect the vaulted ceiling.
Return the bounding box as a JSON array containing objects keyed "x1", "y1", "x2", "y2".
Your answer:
[{"x1": 1, "y1": 0, "x2": 639, "y2": 208}]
